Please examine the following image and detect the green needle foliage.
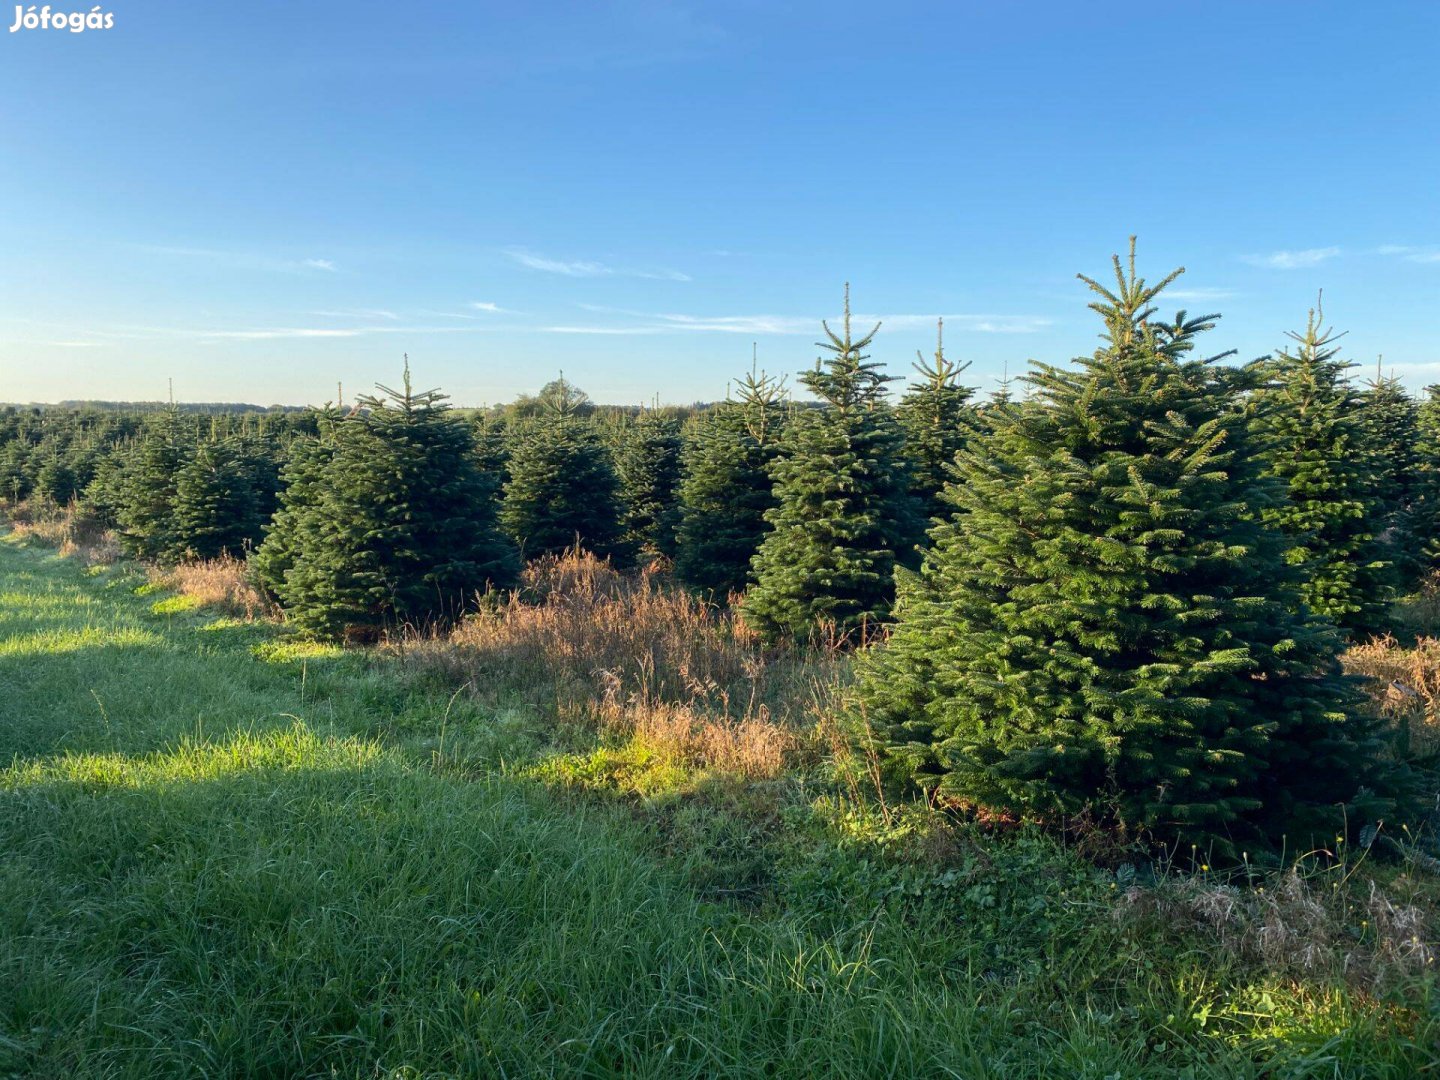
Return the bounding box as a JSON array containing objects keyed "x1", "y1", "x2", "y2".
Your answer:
[
  {"x1": 255, "y1": 366, "x2": 518, "y2": 639},
  {"x1": 171, "y1": 438, "x2": 264, "y2": 560},
  {"x1": 1358, "y1": 369, "x2": 1423, "y2": 583},
  {"x1": 1410, "y1": 384, "x2": 1440, "y2": 574},
  {"x1": 500, "y1": 378, "x2": 624, "y2": 562},
  {"x1": 615, "y1": 411, "x2": 684, "y2": 560},
  {"x1": 1251, "y1": 307, "x2": 1392, "y2": 634},
  {"x1": 743, "y1": 287, "x2": 922, "y2": 644},
  {"x1": 675, "y1": 364, "x2": 788, "y2": 598},
  {"x1": 898, "y1": 319, "x2": 975, "y2": 524},
  {"x1": 250, "y1": 415, "x2": 340, "y2": 598},
  {"x1": 858, "y1": 242, "x2": 1394, "y2": 855},
  {"x1": 112, "y1": 411, "x2": 189, "y2": 561}
]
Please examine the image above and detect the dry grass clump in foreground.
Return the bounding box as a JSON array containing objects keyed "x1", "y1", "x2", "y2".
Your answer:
[
  {"x1": 5, "y1": 500, "x2": 118, "y2": 565},
  {"x1": 146, "y1": 555, "x2": 275, "y2": 620},
  {"x1": 1344, "y1": 634, "x2": 1440, "y2": 758},
  {"x1": 397, "y1": 550, "x2": 837, "y2": 778},
  {"x1": 1119, "y1": 861, "x2": 1436, "y2": 991}
]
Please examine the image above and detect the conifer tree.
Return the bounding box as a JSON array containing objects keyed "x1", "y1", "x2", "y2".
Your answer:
[
  {"x1": 858, "y1": 243, "x2": 1393, "y2": 854},
  {"x1": 897, "y1": 319, "x2": 975, "y2": 524},
  {"x1": 500, "y1": 381, "x2": 624, "y2": 561},
  {"x1": 743, "y1": 287, "x2": 922, "y2": 643},
  {"x1": 0, "y1": 440, "x2": 33, "y2": 504},
  {"x1": 1410, "y1": 385, "x2": 1440, "y2": 574},
  {"x1": 171, "y1": 438, "x2": 264, "y2": 560},
  {"x1": 113, "y1": 411, "x2": 191, "y2": 560},
  {"x1": 1359, "y1": 369, "x2": 1422, "y2": 582},
  {"x1": 615, "y1": 410, "x2": 683, "y2": 559},
  {"x1": 675, "y1": 364, "x2": 788, "y2": 597},
  {"x1": 251, "y1": 418, "x2": 338, "y2": 600},
  {"x1": 32, "y1": 444, "x2": 79, "y2": 506},
  {"x1": 1250, "y1": 306, "x2": 1392, "y2": 634},
  {"x1": 256, "y1": 368, "x2": 518, "y2": 639}
]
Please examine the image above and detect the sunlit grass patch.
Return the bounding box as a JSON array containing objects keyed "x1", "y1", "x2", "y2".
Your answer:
[
  {"x1": 2, "y1": 723, "x2": 381, "y2": 793},
  {"x1": 527, "y1": 740, "x2": 695, "y2": 798},
  {"x1": 149, "y1": 594, "x2": 201, "y2": 615},
  {"x1": 0, "y1": 623, "x2": 164, "y2": 657},
  {"x1": 250, "y1": 639, "x2": 344, "y2": 664}
]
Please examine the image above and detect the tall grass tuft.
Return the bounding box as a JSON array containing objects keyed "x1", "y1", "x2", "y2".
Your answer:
[
  {"x1": 146, "y1": 556, "x2": 274, "y2": 620},
  {"x1": 397, "y1": 549, "x2": 839, "y2": 778},
  {"x1": 6, "y1": 500, "x2": 118, "y2": 565}
]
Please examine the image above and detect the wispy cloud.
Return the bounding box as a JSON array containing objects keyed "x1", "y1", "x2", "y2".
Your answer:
[
  {"x1": 1241, "y1": 247, "x2": 1341, "y2": 270},
  {"x1": 84, "y1": 322, "x2": 493, "y2": 342},
  {"x1": 308, "y1": 308, "x2": 400, "y2": 321},
  {"x1": 860, "y1": 313, "x2": 1050, "y2": 334},
  {"x1": 544, "y1": 325, "x2": 669, "y2": 335},
  {"x1": 470, "y1": 301, "x2": 512, "y2": 313},
  {"x1": 1165, "y1": 287, "x2": 1237, "y2": 302},
  {"x1": 200, "y1": 328, "x2": 361, "y2": 340},
  {"x1": 566, "y1": 306, "x2": 1049, "y2": 336},
  {"x1": 503, "y1": 247, "x2": 691, "y2": 281},
  {"x1": 133, "y1": 244, "x2": 342, "y2": 274},
  {"x1": 1375, "y1": 244, "x2": 1440, "y2": 264}
]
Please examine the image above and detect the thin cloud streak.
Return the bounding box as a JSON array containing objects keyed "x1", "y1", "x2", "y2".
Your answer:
[
  {"x1": 503, "y1": 247, "x2": 691, "y2": 281},
  {"x1": 1165, "y1": 287, "x2": 1237, "y2": 302},
  {"x1": 131, "y1": 244, "x2": 342, "y2": 275},
  {"x1": 574, "y1": 305, "x2": 1049, "y2": 335},
  {"x1": 309, "y1": 308, "x2": 401, "y2": 321},
  {"x1": 1240, "y1": 247, "x2": 1341, "y2": 270},
  {"x1": 1375, "y1": 244, "x2": 1440, "y2": 264}
]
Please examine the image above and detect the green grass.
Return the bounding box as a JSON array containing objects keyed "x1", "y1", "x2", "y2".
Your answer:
[{"x1": 1, "y1": 538, "x2": 1436, "y2": 1078}]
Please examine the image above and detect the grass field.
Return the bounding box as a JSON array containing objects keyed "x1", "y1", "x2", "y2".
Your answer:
[{"x1": 2, "y1": 537, "x2": 1437, "y2": 1078}]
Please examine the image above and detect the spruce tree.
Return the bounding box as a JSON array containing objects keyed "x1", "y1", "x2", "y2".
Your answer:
[
  {"x1": 615, "y1": 411, "x2": 683, "y2": 560},
  {"x1": 255, "y1": 369, "x2": 518, "y2": 640},
  {"x1": 675, "y1": 365, "x2": 788, "y2": 597},
  {"x1": 858, "y1": 243, "x2": 1393, "y2": 854},
  {"x1": 1251, "y1": 306, "x2": 1392, "y2": 634},
  {"x1": 500, "y1": 385, "x2": 624, "y2": 561},
  {"x1": 743, "y1": 287, "x2": 922, "y2": 643},
  {"x1": 897, "y1": 319, "x2": 975, "y2": 524}
]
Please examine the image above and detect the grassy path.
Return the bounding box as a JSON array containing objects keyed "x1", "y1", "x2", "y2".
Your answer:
[{"x1": 0, "y1": 540, "x2": 1433, "y2": 1078}]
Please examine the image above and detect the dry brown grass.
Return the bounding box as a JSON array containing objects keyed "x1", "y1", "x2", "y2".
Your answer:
[
  {"x1": 5, "y1": 500, "x2": 118, "y2": 565},
  {"x1": 398, "y1": 549, "x2": 839, "y2": 779},
  {"x1": 147, "y1": 556, "x2": 275, "y2": 620},
  {"x1": 1343, "y1": 635, "x2": 1440, "y2": 758},
  {"x1": 1119, "y1": 864, "x2": 1436, "y2": 989}
]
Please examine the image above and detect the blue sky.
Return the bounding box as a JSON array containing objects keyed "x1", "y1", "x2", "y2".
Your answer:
[{"x1": 3, "y1": 0, "x2": 1438, "y2": 406}]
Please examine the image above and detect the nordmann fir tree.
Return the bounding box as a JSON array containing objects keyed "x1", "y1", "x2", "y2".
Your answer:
[
  {"x1": 858, "y1": 242, "x2": 1394, "y2": 855},
  {"x1": 113, "y1": 409, "x2": 190, "y2": 561},
  {"x1": 255, "y1": 366, "x2": 518, "y2": 640},
  {"x1": 675, "y1": 362, "x2": 788, "y2": 597},
  {"x1": 743, "y1": 287, "x2": 922, "y2": 643},
  {"x1": 615, "y1": 410, "x2": 684, "y2": 560},
  {"x1": 1409, "y1": 385, "x2": 1440, "y2": 573},
  {"x1": 1358, "y1": 367, "x2": 1422, "y2": 584},
  {"x1": 897, "y1": 318, "x2": 976, "y2": 524},
  {"x1": 1250, "y1": 306, "x2": 1392, "y2": 635},
  {"x1": 170, "y1": 437, "x2": 263, "y2": 560},
  {"x1": 251, "y1": 407, "x2": 341, "y2": 601},
  {"x1": 500, "y1": 376, "x2": 625, "y2": 561}
]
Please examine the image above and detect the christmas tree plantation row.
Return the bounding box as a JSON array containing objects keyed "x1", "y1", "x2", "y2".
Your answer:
[{"x1": 3, "y1": 243, "x2": 1436, "y2": 853}]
